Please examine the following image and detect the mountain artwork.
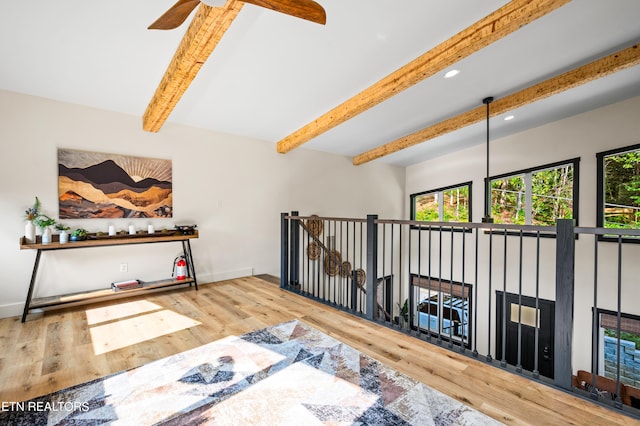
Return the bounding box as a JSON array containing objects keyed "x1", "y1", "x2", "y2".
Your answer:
[{"x1": 58, "y1": 149, "x2": 173, "y2": 219}]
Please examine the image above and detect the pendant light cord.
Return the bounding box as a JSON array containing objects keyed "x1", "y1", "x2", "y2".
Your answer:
[{"x1": 483, "y1": 96, "x2": 494, "y2": 223}]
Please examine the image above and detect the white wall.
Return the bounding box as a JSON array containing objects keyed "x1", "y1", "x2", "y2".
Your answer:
[
  {"x1": 3, "y1": 88, "x2": 639, "y2": 374},
  {"x1": 406, "y1": 95, "x2": 640, "y2": 372},
  {"x1": 0, "y1": 90, "x2": 405, "y2": 319}
]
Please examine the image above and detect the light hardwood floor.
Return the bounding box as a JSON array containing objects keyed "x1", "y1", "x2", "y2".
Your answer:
[{"x1": 0, "y1": 276, "x2": 637, "y2": 425}]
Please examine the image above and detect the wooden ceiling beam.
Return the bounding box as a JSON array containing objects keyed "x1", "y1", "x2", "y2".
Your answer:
[
  {"x1": 353, "y1": 44, "x2": 640, "y2": 165},
  {"x1": 276, "y1": 0, "x2": 571, "y2": 154},
  {"x1": 143, "y1": 0, "x2": 244, "y2": 132}
]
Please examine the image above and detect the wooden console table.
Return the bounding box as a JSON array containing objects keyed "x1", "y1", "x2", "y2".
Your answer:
[{"x1": 19, "y1": 231, "x2": 199, "y2": 322}]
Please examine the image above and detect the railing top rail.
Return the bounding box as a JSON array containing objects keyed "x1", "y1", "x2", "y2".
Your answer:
[
  {"x1": 574, "y1": 226, "x2": 640, "y2": 237},
  {"x1": 285, "y1": 213, "x2": 640, "y2": 237},
  {"x1": 285, "y1": 215, "x2": 367, "y2": 223},
  {"x1": 375, "y1": 218, "x2": 557, "y2": 233},
  {"x1": 286, "y1": 214, "x2": 556, "y2": 233}
]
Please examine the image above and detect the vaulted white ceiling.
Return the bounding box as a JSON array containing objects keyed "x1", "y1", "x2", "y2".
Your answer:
[{"x1": 1, "y1": 1, "x2": 639, "y2": 166}]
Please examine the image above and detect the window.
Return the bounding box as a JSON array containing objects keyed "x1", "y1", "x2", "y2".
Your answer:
[
  {"x1": 488, "y1": 159, "x2": 579, "y2": 226},
  {"x1": 597, "y1": 310, "x2": 640, "y2": 388},
  {"x1": 410, "y1": 274, "x2": 472, "y2": 348},
  {"x1": 410, "y1": 182, "x2": 472, "y2": 223},
  {"x1": 597, "y1": 144, "x2": 640, "y2": 237}
]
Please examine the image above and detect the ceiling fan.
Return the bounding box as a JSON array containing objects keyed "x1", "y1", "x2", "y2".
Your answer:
[
  {"x1": 149, "y1": 0, "x2": 327, "y2": 30},
  {"x1": 143, "y1": 0, "x2": 326, "y2": 133}
]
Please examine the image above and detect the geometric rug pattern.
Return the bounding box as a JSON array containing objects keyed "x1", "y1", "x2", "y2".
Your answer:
[{"x1": 0, "y1": 320, "x2": 503, "y2": 425}]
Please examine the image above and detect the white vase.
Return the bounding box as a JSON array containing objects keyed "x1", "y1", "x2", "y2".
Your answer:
[
  {"x1": 25, "y1": 221, "x2": 36, "y2": 243},
  {"x1": 59, "y1": 229, "x2": 68, "y2": 244},
  {"x1": 42, "y1": 227, "x2": 52, "y2": 244}
]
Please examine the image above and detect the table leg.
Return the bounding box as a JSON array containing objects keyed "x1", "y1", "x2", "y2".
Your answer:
[
  {"x1": 182, "y1": 240, "x2": 198, "y2": 290},
  {"x1": 21, "y1": 249, "x2": 42, "y2": 323}
]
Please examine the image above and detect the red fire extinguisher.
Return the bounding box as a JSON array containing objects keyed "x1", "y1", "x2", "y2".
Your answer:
[{"x1": 173, "y1": 255, "x2": 187, "y2": 280}]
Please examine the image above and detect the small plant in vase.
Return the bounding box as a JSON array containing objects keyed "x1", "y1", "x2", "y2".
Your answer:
[
  {"x1": 24, "y1": 197, "x2": 41, "y2": 222},
  {"x1": 35, "y1": 215, "x2": 56, "y2": 244},
  {"x1": 23, "y1": 197, "x2": 41, "y2": 243},
  {"x1": 55, "y1": 223, "x2": 71, "y2": 244},
  {"x1": 55, "y1": 223, "x2": 70, "y2": 231},
  {"x1": 396, "y1": 299, "x2": 409, "y2": 329},
  {"x1": 70, "y1": 228, "x2": 88, "y2": 242}
]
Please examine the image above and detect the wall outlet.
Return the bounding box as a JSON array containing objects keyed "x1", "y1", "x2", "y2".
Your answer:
[{"x1": 119, "y1": 263, "x2": 128, "y2": 273}]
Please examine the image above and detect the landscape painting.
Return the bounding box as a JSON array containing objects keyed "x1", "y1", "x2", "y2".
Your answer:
[{"x1": 58, "y1": 149, "x2": 173, "y2": 219}]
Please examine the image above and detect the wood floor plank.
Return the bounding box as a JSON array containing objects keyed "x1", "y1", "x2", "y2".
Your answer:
[{"x1": 0, "y1": 276, "x2": 636, "y2": 424}]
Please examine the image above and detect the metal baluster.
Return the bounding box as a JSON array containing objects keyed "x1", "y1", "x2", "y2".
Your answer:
[
  {"x1": 350, "y1": 269, "x2": 357, "y2": 311},
  {"x1": 339, "y1": 220, "x2": 343, "y2": 308},
  {"x1": 360, "y1": 221, "x2": 364, "y2": 314},
  {"x1": 501, "y1": 229, "x2": 507, "y2": 367},
  {"x1": 473, "y1": 227, "x2": 479, "y2": 358},
  {"x1": 614, "y1": 235, "x2": 623, "y2": 408},
  {"x1": 438, "y1": 225, "x2": 443, "y2": 345},
  {"x1": 382, "y1": 223, "x2": 387, "y2": 324},
  {"x1": 390, "y1": 223, "x2": 395, "y2": 327},
  {"x1": 487, "y1": 227, "x2": 494, "y2": 363},
  {"x1": 449, "y1": 225, "x2": 454, "y2": 348},
  {"x1": 345, "y1": 219, "x2": 350, "y2": 309},
  {"x1": 308, "y1": 217, "x2": 313, "y2": 295},
  {"x1": 322, "y1": 219, "x2": 327, "y2": 302},
  {"x1": 332, "y1": 219, "x2": 337, "y2": 305},
  {"x1": 460, "y1": 226, "x2": 467, "y2": 353},
  {"x1": 334, "y1": 219, "x2": 338, "y2": 305},
  {"x1": 292, "y1": 212, "x2": 301, "y2": 290},
  {"x1": 417, "y1": 223, "x2": 422, "y2": 337},
  {"x1": 315, "y1": 219, "x2": 320, "y2": 298},
  {"x1": 533, "y1": 231, "x2": 541, "y2": 379},
  {"x1": 516, "y1": 229, "x2": 523, "y2": 373},
  {"x1": 426, "y1": 225, "x2": 432, "y2": 341},
  {"x1": 408, "y1": 224, "x2": 413, "y2": 330}
]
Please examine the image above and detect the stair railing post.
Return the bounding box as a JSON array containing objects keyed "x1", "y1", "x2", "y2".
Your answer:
[
  {"x1": 555, "y1": 218, "x2": 575, "y2": 390},
  {"x1": 289, "y1": 211, "x2": 300, "y2": 289},
  {"x1": 350, "y1": 269, "x2": 358, "y2": 311},
  {"x1": 365, "y1": 214, "x2": 378, "y2": 320},
  {"x1": 280, "y1": 212, "x2": 289, "y2": 289}
]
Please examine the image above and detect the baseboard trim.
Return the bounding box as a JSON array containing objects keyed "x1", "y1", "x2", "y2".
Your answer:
[
  {"x1": 0, "y1": 302, "x2": 24, "y2": 320},
  {"x1": 203, "y1": 267, "x2": 254, "y2": 283}
]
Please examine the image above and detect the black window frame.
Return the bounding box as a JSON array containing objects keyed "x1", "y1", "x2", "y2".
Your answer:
[
  {"x1": 484, "y1": 158, "x2": 580, "y2": 235},
  {"x1": 410, "y1": 273, "x2": 473, "y2": 349},
  {"x1": 596, "y1": 143, "x2": 640, "y2": 244},
  {"x1": 410, "y1": 181, "x2": 473, "y2": 228}
]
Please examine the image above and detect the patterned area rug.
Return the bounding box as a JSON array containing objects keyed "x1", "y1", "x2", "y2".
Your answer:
[{"x1": 1, "y1": 320, "x2": 503, "y2": 425}]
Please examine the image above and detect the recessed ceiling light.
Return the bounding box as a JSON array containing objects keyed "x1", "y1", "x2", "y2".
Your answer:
[
  {"x1": 504, "y1": 115, "x2": 515, "y2": 121},
  {"x1": 444, "y1": 69, "x2": 460, "y2": 79},
  {"x1": 201, "y1": 0, "x2": 227, "y2": 6}
]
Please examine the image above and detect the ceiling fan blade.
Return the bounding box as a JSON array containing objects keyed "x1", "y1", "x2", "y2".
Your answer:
[
  {"x1": 148, "y1": 0, "x2": 203, "y2": 30},
  {"x1": 242, "y1": 0, "x2": 326, "y2": 25}
]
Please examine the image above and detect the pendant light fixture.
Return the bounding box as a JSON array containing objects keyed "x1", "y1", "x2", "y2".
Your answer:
[{"x1": 482, "y1": 96, "x2": 494, "y2": 223}]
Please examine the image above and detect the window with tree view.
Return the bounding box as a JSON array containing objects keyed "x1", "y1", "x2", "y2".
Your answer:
[
  {"x1": 597, "y1": 144, "x2": 640, "y2": 233},
  {"x1": 489, "y1": 159, "x2": 578, "y2": 226},
  {"x1": 411, "y1": 182, "x2": 471, "y2": 223}
]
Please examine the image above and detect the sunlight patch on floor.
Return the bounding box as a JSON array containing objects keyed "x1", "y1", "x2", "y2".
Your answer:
[
  {"x1": 85, "y1": 300, "x2": 164, "y2": 325},
  {"x1": 89, "y1": 307, "x2": 201, "y2": 355}
]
